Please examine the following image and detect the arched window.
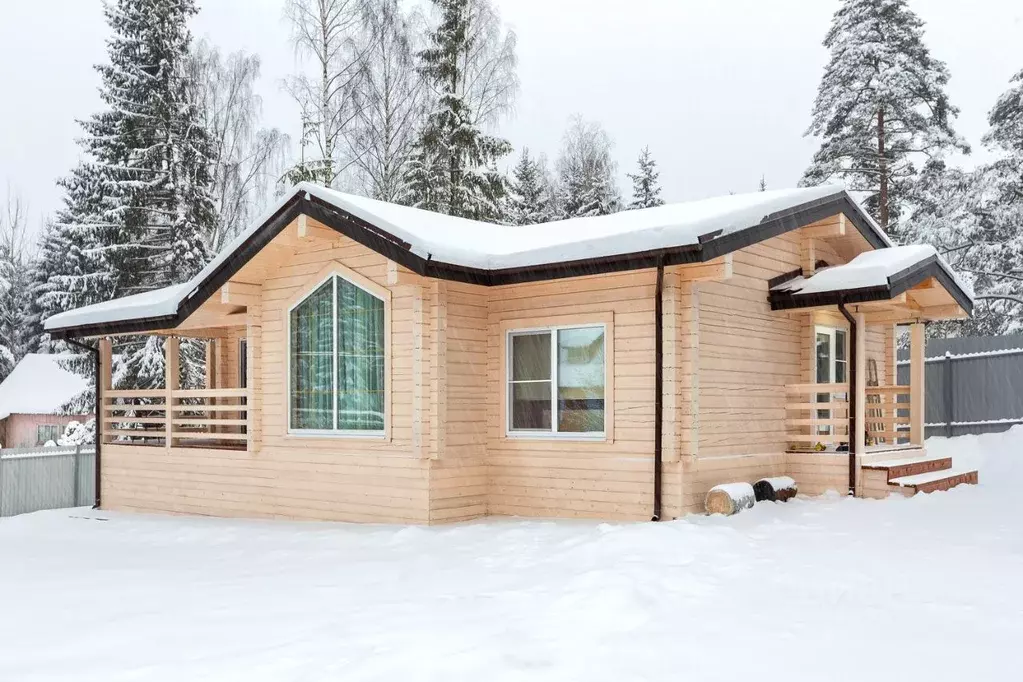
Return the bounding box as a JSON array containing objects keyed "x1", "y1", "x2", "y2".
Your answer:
[{"x1": 289, "y1": 274, "x2": 386, "y2": 434}]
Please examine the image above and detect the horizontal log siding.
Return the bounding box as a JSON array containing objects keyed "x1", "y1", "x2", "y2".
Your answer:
[
  {"x1": 486, "y1": 270, "x2": 659, "y2": 520},
  {"x1": 684, "y1": 234, "x2": 803, "y2": 512},
  {"x1": 102, "y1": 230, "x2": 430, "y2": 524}
]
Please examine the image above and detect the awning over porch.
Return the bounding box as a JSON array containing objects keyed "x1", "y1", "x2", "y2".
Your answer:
[{"x1": 768, "y1": 244, "x2": 974, "y2": 320}]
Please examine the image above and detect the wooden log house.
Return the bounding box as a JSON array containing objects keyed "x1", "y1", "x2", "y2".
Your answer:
[{"x1": 44, "y1": 183, "x2": 978, "y2": 523}]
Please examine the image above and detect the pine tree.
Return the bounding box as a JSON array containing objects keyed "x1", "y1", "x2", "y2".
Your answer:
[
  {"x1": 627, "y1": 146, "x2": 664, "y2": 210},
  {"x1": 556, "y1": 116, "x2": 621, "y2": 219},
  {"x1": 801, "y1": 0, "x2": 969, "y2": 238},
  {"x1": 508, "y1": 149, "x2": 556, "y2": 225},
  {"x1": 759, "y1": 175, "x2": 767, "y2": 192},
  {"x1": 407, "y1": 0, "x2": 512, "y2": 220},
  {"x1": 49, "y1": 0, "x2": 216, "y2": 390}
]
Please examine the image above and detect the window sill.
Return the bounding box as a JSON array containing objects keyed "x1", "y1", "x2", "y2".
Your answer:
[
  {"x1": 504, "y1": 432, "x2": 610, "y2": 443},
  {"x1": 286, "y1": 430, "x2": 388, "y2": 440}
]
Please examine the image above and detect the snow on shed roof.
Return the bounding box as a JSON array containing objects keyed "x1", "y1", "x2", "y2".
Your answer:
[
  {"x1": 45, "y1": 182, "x2": 885, "y2": 334},
  {"x1": 0, "y1": 354, "x2": 89, "y2": 420}
]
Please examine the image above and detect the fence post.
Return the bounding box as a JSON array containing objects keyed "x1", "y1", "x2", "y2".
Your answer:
[
  {"x1": 72, "y1": 444, "x2": 81, "y2": 506},
  {"x1": 944, "y1": 352, "x2": 954, "y2": 438}
]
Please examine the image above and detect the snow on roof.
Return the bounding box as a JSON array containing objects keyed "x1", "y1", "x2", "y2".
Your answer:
[
  {"x1": 45, "y1": 182, "x2": 875, "y2": 333},
  {"x1": 771, "y1": 244, "x2": 972, "y2": 301},
  {"x1": 45, "y1": 283, "x2": 191, "y2": 334},
  {"x1": 303, "y1": 183, "x2": 856, "y2": 270},
  {"x1": 0, "y1": 354, "x2": 89, "y2": 420}
]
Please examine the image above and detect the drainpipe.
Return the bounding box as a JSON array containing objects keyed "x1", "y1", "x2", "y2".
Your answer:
[
  {"x1": 64, "y1": 337, "x2": 101, "y2": 509},
  {"x1": 652, "y1": 258, "x2": 665, "y2": 521},
  {"x1": 837, "y1": 301, "x2": 857, "y2": 496}
]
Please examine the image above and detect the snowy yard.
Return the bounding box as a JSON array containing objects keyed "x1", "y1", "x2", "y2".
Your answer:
[{"x1": 1, "y1": 431, "x2": 1021, "y2": 681}]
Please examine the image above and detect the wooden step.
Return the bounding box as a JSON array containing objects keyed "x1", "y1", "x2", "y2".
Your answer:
[
  {"x1": 889, "y1": 468, "x2": 979, "y2": 495},
  {"x1": 863, "y1": 456, "x2": 952, "y2": 481}
]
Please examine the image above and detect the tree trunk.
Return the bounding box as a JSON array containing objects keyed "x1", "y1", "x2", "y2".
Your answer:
[{"x1": 877, "y1": 107, "x2": 889, "y2": 231}]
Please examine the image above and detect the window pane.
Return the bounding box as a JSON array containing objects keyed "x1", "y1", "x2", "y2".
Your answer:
[
  {"x1": 337, "y1": 278, "x2": 385, "y2": 431},
  {"x1": 290, "y1": 280, "x2": 334, "y2": 429},
  {"x1": 510, "y1": 381, "x2": 552, "y2": 430},
  {"x1": 815, "y1": 332, "x2": 831, "y2": 383},
  {"x1": 557, "y1": 327, "x2": 605, "y2": 433},
  {"x1": 511, "y1": 332, "x2": 551, "y2": 381},
  {"x1": 835, "y1": 360, "x2": 847, "y2": 384},
  {"x1": 835, "y1": 330, "x2": 847, "y2": 362}
]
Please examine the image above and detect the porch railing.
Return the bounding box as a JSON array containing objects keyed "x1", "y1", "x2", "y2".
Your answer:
[
  {"x1": 785, "y1": 383, "x2": 850, "y2": 450},
  {"x1": 785, "y1": 383, "x2": 912, "y2": 450},
  {"x1": 102, "y1": 388, "x2": 250, "y2": 450}
]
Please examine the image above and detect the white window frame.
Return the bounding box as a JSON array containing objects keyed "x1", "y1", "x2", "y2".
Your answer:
[
  {"x1": 814, "y1": 325, "x2": 849, "y2": 437},
  {"x1": 286, "y1": 271, "x2": 387, "y2": 438},
  {"x1": 505, "y1": 323, "x2": 608, "y2": 440}
]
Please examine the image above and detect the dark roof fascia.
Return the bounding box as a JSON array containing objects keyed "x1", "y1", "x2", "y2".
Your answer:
[
  {"x1": 51, "y1": 190, "x2": 890, "y2": 338},
  {"x1": 887, "y1": 254, "x2": 975, "y2": 315},
  {"x1": 769, "y1": 256, "x2": 974, "y2": 315}
]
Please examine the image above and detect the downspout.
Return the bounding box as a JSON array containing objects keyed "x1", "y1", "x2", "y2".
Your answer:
[
  {"x1": 652, "y1": 258, "x2": 665, "y2": 521},
  {"x1": 65, "y1": 337, "x2": 101, "y2": 509},
  {"x1": 837, "y1": 301, "x2": 857, "y2": 496}
]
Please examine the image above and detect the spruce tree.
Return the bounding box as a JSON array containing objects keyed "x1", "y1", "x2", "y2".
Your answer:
[
  {"x1": 50, "y1": 0, "x2": 216, "y2": 389},
  {"x1": 801, "y1": 0, "x2": 968, "y2": 238},
  {"x1": 407, "y1": 0, "x2": 512, "y2": 220},
  {"x1": 508, "y1": 149, "x2": 556, "y2": 225},
  {"x1": 627, "y1": 146, "x2": 664, "y2": 210}
]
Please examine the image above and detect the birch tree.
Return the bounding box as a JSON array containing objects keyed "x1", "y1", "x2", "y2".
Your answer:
[
  {"x1": 283, "y1": 0, "x2": 370, "y2": 188},
  {"x1": 348, "y1": 0, "x2": 426, "y2": 201},
  {"x1": 189, "y1": 40, "x2": 289, "y2": 252}
]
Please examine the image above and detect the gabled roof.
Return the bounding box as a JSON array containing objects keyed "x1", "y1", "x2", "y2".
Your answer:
[
  {"x1": 46, "y1": 182, "x2": 893, "y2": 338},
  {"x1": 769, "y1": 244, "x2": 975, "y2": 314},
  {"x1": 0, "y1": 354, "x2": 89, "y2": 420}
]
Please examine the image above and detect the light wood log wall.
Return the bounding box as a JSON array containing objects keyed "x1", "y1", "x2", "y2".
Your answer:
[{"x1": 101, "y1": 213, "x2": 897, "y2": 523}]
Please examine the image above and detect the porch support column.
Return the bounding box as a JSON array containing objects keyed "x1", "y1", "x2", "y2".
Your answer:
[
  {"x1": 910, "y1": 322, "x2": 926, "y2": 445},
  {"x1": 98, "y1": 338, "x2": 112, "y2": 445},
  {"x1": 165, "y1": 336, "x2": 179, "y2": 449},
  {"x1": 246, "y1": 302, "x2": 262, "y2": 453},
  {"x1": 854, "y1": 313, "x2": 867, "y2": 467}
]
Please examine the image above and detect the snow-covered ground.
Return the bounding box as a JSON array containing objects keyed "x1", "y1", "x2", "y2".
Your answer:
[{"x1": 1, "y1": 429, "x2": 1021, "y2": 682}]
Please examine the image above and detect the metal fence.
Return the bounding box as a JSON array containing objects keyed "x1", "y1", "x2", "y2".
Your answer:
[
  {"x1": 0, "y1": 445, "x2": 96, "y2": 517},
  {"x1": 897, "y1": 335, "x2": 1023, "y2": 438}
]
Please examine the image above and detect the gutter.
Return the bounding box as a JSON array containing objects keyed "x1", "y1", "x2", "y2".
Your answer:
[
  {"x1": 64, "y1": 337, "x2": 102, "y2": 509},
  {"x1": 837, "y1": 301, "x2": 857, "y2": 496},
  {"x1": 652, "y1": 258, "x2": 665, "y2": 521}
]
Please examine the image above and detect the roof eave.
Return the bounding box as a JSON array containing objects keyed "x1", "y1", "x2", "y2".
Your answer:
[{"x1": 45, "y1": 188, "x2": 893, "y2": 338}]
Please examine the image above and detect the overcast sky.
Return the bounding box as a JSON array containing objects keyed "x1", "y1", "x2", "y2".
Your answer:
[{"x1": 1, "y1": 0, "x2": 1021, "y2": 234}]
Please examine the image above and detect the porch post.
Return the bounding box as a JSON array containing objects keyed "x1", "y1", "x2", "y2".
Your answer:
[
  {"x1": 910, "y1": 322, "x2": 926, "y2": 445},
  {"x1": 854, "y1": 313, "x2": 867, "y2": 473},
  {"x1": 165, "y1": 336, "x2": 179, "y2": 449},
  {"x1": 98, "y1": 338, "x2": 112, "y2": 446}
]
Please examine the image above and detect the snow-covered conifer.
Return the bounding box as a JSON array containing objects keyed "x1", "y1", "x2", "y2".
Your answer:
[
  {"x1": 508, "y1": 149, "x2": 556, "y2": 225},
  {"x1": 405, "y1": 0, "x2": 514, "y2": 220},
  {"x1": 627, "y1": 147, "x2": 664, "y2": 210},
  {"x1": 801, "y1": 0, "x2": 969, "y2": 237}
]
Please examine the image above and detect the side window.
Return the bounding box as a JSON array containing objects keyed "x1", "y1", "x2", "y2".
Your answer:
[{"x1": 507, "y1": 325, "x2": 606, "y2": 436}]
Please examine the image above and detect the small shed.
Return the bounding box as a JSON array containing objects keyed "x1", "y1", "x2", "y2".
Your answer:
[{"x1": 0, "y1": 355, "x2": 91, "y2": 448}]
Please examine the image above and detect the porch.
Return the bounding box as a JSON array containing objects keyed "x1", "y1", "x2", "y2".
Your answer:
[
  {"x1": 98, "y1": 334, "x2": 253, "y2": 452},
  {"x1": 771, "y1": 246, "x2": 978, "y2": 497}
]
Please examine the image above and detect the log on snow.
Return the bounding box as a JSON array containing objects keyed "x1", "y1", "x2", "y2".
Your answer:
[
  {"x1": 705, "y1": 482, "x2": 756, "y2": 516},
  {"x1": 753, "y1": 476, "x2": 798, "y2": 503}
]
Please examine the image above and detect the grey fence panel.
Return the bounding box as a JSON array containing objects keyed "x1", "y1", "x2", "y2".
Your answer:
[
  {"x1": 0, "y1": 446, "x2": 96, "y2": 517},
  {"x1": 896, "y1": 334, "x2": 1023, "y2": 438}
]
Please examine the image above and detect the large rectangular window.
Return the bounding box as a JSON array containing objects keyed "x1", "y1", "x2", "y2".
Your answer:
[
  {"x1": 289, "y1": 274, "x2": 386, "y2": 435},
  {"x1": 507, "y1": 325, "x2": 606, "y2": 437}
]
